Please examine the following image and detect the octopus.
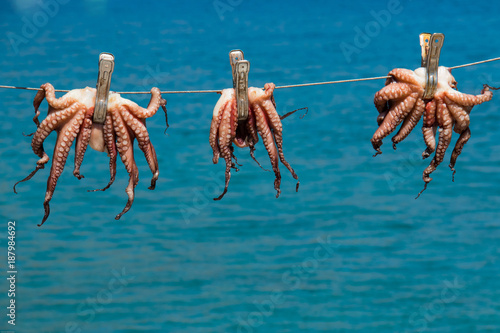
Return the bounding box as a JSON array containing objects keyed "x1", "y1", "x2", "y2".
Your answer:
[
  {"x1": 371, "y1": 66, "x2": 494, "y2": 195},
  {"x1": 209, "y1": 83, "x2": 299, "y2": 200},
  {"x1": 14, "y1": 83, "x2": 167, "y2": 226}
]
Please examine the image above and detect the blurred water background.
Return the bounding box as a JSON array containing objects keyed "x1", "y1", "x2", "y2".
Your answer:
[{"x1": 1, "y1": 0, "x2": 500, "y2": 332}]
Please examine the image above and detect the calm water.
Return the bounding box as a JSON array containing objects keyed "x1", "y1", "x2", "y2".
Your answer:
[{"x1": 1, "y1": 0, "x2": 500, "y2": 332}]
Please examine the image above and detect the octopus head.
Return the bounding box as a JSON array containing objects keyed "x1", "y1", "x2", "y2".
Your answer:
[
  {"x1": 437, "y1": 66, "x2": 457, "y2": 90},
  {"x1": 65, "y1": 86, "x2": 96, "y2": 107},
  {"x1": 413, "y1": 66, "x2": 457, "y2": 94}
]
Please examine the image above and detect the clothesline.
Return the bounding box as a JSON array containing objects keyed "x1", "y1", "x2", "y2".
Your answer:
[{"x1": 0, "y1": 56, "x2": 499, "y2": 95}]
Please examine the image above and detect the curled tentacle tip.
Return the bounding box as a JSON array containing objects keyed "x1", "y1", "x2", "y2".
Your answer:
[
  {"x1": 392, "y1": 143, "x2": 397, "y2": 150},
  {"x1": 484, "y1": 84, "x2": 500, "y2": 91},
  {"x1": 450, "y1": 168, "x2": 457, "y2": 182},
  {"x1": 214, "y1": 190, "x2": 227, "y2": 201},
  {"x1": 39, "y1": 215, "x2": 49, "y2": 227},
  {"x1": 299, "y1": 108, "x2": 309, "y2": 119},
  {"x1": 22, "y1": 132, "x2": 35, "y2": 137},
  {"x1": 415, "y1": 184, "x2": 428, "y2": 199},
  {"x1": 372, "y1": 150, "x2": 382, "y2": 157}
]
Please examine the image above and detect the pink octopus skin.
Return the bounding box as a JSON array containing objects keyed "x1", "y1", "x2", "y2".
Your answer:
[
  {"x1": 209, "y1": 83, "x2": 299, "y2": 200},
  {"x1": 14, "y1": 83, "x2": 167, "y2": 226}
]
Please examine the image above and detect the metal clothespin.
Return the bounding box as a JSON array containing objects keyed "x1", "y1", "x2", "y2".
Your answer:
[
  {"x1": 229, "y1": 49, "x2": 250, "y2": 121},
  {"x1": 93, "y1": 52, "x2": 115, "y2": 124},
  {"x1": 419, "y1": 33, "x2": 445, "y2": 99}
]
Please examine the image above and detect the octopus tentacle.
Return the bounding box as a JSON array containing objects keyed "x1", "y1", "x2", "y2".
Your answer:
[
  {"x1": 422, "y1": 100, "x2": 437, "y2": 159},
  {"x1": 444, "y1": 88, "x2": 492, "y2": 107},
  {"x1": 449, "y1": 127, "x2": 471, "y2": 181},
  {"x1": 371, "y1": 92, "x2": 418, "y2": 155},
  {"x1": 31, "y1": 103, "x2": 82, "y2": 158},
  {"x1": 13, "y1": 152, "x2": 49, "y2": 194},
  {"x1": 89, "y1": 114, "x2": 117, "y2": 192},
  {"x1": 112, "y1": 111, "x2": 139, "y2": 220},
  {"x1": 40, "y1": 109, "x2": 86, "y2": 226},
  {"x1": 246, "y1": 107, "x2": 259, "y2": 145},
  {"x1": 388, "y1": 68, "x2": 423, "y2": 88},
  {"x1": 391, "y1": 94, "x2": 424, "y2": 148},
  {"x1": 230, "y1": 145, "x2": 241, "y2": 170},
  {"x1": 253, "y1": 102, "x2": 281, "y2": 197},
  {"x1": 214, "y1": 96, "x2": 237, "y2": 200},
  {"x1": 161, "y1": 100, "x2": 169, "y2": 134},
  {"x1": 210, "y1": 90, "x2": 232, "y2": 164},
  {"x1": 374, "y1": 83, "x2": 413, "y2": 113},
  {"x1": 73, "y1": 109, "x2": 94, "y2": 179},
  {"x1": 14, "y1": 103, "x2": 83, "y2": 193},
  {"x1": 209, "y1": 116, "x2": 222, "y2": 164},
  {"x1": 418, "y1": 101, "x2": 453, "y2": 197},
  {"x1": 120, "y1": 106, "x2": 159, "y2": 190},
  {"x1": 41, "y1": 83, "x2": 79, "y2": 110},
  {"x1": 245, "y1": 107, "x2": 267, "y2": 169},
  {"x1": 248, "y1": 144, "x2": 270, "y2": 172},
  {"x1": 445, "y1": 98, "x2": 470, "y2": 133},
  {"x1": 33, "y1": 88, "x2": 47, "y2": 128},
  {"x1": 261, "y1": 84, "x2": 299, "y2": 191},
  {"x1": 124, "y1": 87, "x2": 163, "y2": 119}
]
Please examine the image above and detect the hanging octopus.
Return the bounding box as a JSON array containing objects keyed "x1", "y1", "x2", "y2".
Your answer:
[
  {"x1": 418, "y1": 67, "x2": 493, "y2": 195},
  {"x1": 371, "y1": 66, "x2": 495, "y2": 195},
  {"x1": 14, "y1": 83, "x2": 167, "y2": 226},
  {"x1": 209, "y1": 83, "x2": 299, "y2": 200}
]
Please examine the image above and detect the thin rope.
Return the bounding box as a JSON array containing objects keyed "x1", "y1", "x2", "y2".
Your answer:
[
  {"x1": 0, "y1": 56, "x2": 499, "y2": 95},
  {"x1": 138, "y1": 89, "x2": 222, "y2": 94},
  {"x1": 0, "y1": 85, "x2": 70, "y2": 93},
  {"x1": 449, "y1": 57, "x2": 500, "y2": 70},
  {"x1": 274, "y1": 76, "x2": 391, "y2": 89}
]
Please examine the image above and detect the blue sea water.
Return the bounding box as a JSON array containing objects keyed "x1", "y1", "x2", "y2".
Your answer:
[{"x1": 1, "y1": 0, "x2": 500, "y2": 332}]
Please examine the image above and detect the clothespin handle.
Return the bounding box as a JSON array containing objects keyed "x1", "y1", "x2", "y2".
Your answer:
[
  {"x1": 419, "y1": 33, "x2": 444, "y2": 99},
  {"x1": 230, "y1": 50, "x2": 244, "y2": 87},
  {"x1": 93, "y1": 53, "x2": 115, "y2": 124},
  {"x1": 229, "y1": 50, "x2": 250, "y2": 121}
]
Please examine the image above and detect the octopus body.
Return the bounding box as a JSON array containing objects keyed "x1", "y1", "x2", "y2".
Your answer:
[
  {"x1": 371, "y1": 66, "x2": 493, "y2": 194},
  {"x1": 14, "y1": 83, "x2": 167, "y2": 226},
  {"x1": 209, "y1": 83, "x2": 299, "y2": 200}
]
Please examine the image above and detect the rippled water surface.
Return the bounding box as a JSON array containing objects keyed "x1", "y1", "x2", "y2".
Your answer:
[{"x1": 1, "y1": 0, "x2": 500, "y2": 332}]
